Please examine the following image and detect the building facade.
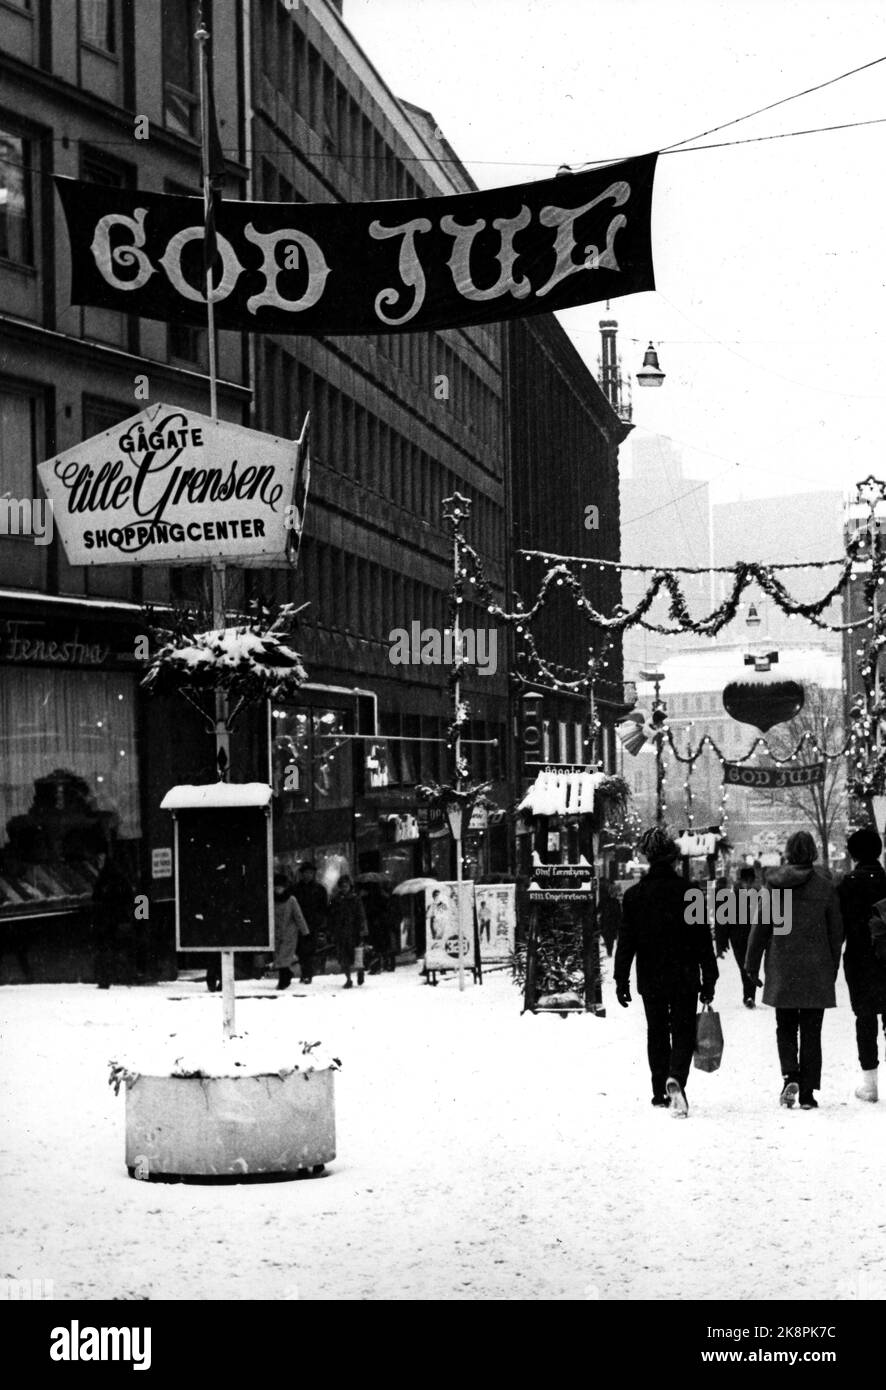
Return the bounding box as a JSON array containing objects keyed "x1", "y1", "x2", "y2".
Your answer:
[{"x1": 0, "y1": 0, "x2": 624, "y2": 978}]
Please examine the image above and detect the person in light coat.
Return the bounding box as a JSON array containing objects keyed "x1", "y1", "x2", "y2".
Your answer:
[
  {"x1": 273, "y1": 872, "x2": 310, "y2": 990},
  {"x1": 746, "y1": 830, "x2": 843, "y2": 1110}
]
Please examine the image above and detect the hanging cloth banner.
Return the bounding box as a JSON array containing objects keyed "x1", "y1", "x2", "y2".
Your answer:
[
  {"x1": 723, "y1": 762, "x2": 825, "y2": 789},
  {"x1": 54, "y1": 153, "x2": 657, "y2": 337}
]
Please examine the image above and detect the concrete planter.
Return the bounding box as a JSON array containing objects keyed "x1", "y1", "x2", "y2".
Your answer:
[{"x1": 124, "y1": 1068, "x2": 336, "y2": 1181}]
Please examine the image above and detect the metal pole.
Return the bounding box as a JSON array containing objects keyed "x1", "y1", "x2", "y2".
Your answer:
[
  {"x1": 198, "y1": 19, "x2": 232, "y2": 1037},
  {"x1": 453, "y1": 527, "x2": 465, "y2": 993},
  {"x1": 655, "y1": 676, "x2": 665, "y2": 825}
]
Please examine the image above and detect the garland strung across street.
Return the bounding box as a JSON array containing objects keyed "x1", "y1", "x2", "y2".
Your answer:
[{"x1": 444, "y1": 476, "x2": 886, "y2": 805}]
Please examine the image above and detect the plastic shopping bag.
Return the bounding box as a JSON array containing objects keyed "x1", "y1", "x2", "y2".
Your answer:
[{"x1": 693, "y1": 1003, "x2": 724, "y2": 1073}]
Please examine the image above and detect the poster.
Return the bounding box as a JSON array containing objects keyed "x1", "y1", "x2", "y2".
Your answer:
[
  {"x1": 37, "y1": 404, "x2": 309, "y2": 568},
  {"x1": 475, "y1": 885, "x2": 516, "y2": 963},
  {"x1": 54, "y1": 153, "x2": 657, "y2": 338},
  {"x1": 424, "y1": 881, "x2": 476, "y2": 972}
]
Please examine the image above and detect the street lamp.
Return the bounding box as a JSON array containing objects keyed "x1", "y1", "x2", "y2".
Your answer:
[
  {"x1": 444, "y1": 799, "x2": 466, "y2": 991},
  {"x1": 640, "y1": 669, "x2": 667, "y2": 824},
  {"x1": 636, "y1": 343, "x2": 665, "y2": 388}
]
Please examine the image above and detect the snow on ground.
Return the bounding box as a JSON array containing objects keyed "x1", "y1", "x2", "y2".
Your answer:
[{"x1": 1, "y1": 955, "x2": 884, "y2": 1301}]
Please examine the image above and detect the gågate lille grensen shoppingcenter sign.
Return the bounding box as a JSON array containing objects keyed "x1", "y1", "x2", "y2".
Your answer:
[{"x1": 38, "y1": 405, "x2": 307, "y2": 567}]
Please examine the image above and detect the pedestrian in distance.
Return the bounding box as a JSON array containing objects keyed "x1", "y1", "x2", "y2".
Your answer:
[
  {"x1": 746, "y1": 830, "x2": 843, "y2": 1111},
  {"x1": 598, "y1": 878, "x2": 622, "y2": 958},
  {"x1": 837, "y1": 827, "x2": 886, "y2": 1103},
  {"x1": 716, "y1": 864, "x2": 760, "y2": 1008},
  {"x1": 293, "y1": 860, "x2": 328, "y2": 983},
  {"x1": 614, "y1": 826, "x2": 718, "y2": 1118},
  {"x1": 92, "y1": 839, "x2": 135, "y2": 989},
  {"x1": 273, "y1": 872, "x2": 310, "y2": 990},
  {"x1": 330, "y1": 874, "x2": 368, "y2": 988}
]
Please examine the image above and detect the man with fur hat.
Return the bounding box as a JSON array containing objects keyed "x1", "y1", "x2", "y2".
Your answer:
[{"x1": 615, "y1": 826, "x2": 718, "y2": 1117}]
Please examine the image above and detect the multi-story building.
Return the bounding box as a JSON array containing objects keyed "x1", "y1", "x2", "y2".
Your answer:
[{"x1": 0, "y1": 0, "x2": 624, "y2": 978}]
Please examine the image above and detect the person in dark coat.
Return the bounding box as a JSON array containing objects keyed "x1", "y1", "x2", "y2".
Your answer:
[
  {"x1": 615, "y1": 826, "x2": 718, "y2": 1117},
  {"x1": 92, "y1": 847, "x2": 135, "y2": 989},
  {"x1": 329, "y1": 874, "x2": 368, "y2": 988},
  {"x1": 715, "y1": 865, "x2": 760, "y2": 1008},
  {"x1": 293, "y1": 861, "x2": 328, "y2": 984},
  {"x1": 837, "y1": 827, "x2": 886, "y2": 1102},
  {"x1": 598, "y1": 880, "x2": 622, "y2": 957},
  {"x1": 746, "y1": 830, "x2": 843, "y2": 1110}
]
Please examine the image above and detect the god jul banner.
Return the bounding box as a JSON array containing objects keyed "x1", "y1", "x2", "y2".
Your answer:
[
  {"x1": 37, "y1": 404, "x2": 309, "y2": 567},
  {"x1": 723, "y1": 762, "x2": 826, "y2": 790},
  {"x1": 53, "y1": 153, "x2": 657, "y2": 336}
]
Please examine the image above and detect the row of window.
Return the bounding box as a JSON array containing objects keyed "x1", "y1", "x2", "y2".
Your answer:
[
  {"x1": 257, "y1": 0, "x2": 425, "y2": 203},
  {"x1": 261, "y1": 342, "x2": 503, "y2": 558},
  {"x1": 297, "y1": 535, "x2": 494, "y2": 655}
]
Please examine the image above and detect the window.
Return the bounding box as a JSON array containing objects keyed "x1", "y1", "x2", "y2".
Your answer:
[
  {"x1": 0, "y1": 669, "x2": 142, "y2": 921},
  {"x1": 0, "y1": 382, "x2": 38, "y2": 501},
  {"x1": 162, "y1": 0, "x2": 200, "y2": 136},
  {"x1": 79, "y1": 0, "x2": 115, "y2": 51},
  {"x1": 0, "y1": 130, "x2": 33, "y2": 265}
]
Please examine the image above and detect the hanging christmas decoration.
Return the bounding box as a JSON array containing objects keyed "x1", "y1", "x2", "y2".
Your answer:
[{"x1": 721, "y1": 678, "x2": 805, "y2": 733}]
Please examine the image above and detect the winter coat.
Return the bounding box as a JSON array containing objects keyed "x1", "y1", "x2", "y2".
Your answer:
[
  {"x1": 294, "y1": 879, "x2": 328, "y2": 935},
  {"x1": 273, "y1": 893, "x2": 309, "y2": 970},
  {"x1": 837, "y1": 862, "x2": 886, "y2": 1014},
  {"x1": 92, "y1": 859, "x2": 135, "y2": 941},
  {"x1": 746, "y1": 864, "x2": 842, "y2": 1010},
  {"x1": 615, "y1": 862, "x2": 718, "y2": 999},
  {"x1": 329, "y1": 890, "x2": 367, "y2": 969}
]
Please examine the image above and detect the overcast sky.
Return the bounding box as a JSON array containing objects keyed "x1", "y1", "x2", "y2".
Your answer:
[{"x1": 346, "y1": 0, "x2": 886, "y2": 515}]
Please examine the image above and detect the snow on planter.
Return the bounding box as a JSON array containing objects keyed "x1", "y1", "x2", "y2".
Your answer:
[{"x1": 109, "y1": 1036, "x2": 341, "y2": 1182}]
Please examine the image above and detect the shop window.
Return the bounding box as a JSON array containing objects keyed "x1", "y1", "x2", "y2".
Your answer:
[
  {"x1": 0, "y1": 129, "x2": 33, "y2": 265},
  {"x1": 162, "y1": 0, "x2": 200, "y2": 137},
  {"x1": 0, "y1": 668, "x2": 141, "y2": 918}
]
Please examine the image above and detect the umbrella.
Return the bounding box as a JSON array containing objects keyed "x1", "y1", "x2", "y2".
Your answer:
[{"x1": 392, "y1": 877, "x2": 440, "y2": 896}]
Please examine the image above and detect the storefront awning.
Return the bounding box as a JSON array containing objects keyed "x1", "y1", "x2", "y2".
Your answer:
[{"x1": 160, "y1": 783, "x2": 273, "y2": 810}]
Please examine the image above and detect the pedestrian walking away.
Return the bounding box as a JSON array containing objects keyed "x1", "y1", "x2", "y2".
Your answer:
[
  {"x1": 273, "y1": 872, "x2": 310, "y2": 990},
  {"x1": 715, "y1": 864, "x2": 760, "y2": 1008},
  {"x1": 746, "y1": 830, "x2": 843, "y2": 1111},
  {"x1": 293, "y1": 861, "x2": 328, "y2": 983},
  {"x1": 837, "y1": 827, "x2": 886, "y2": 1102},
  {"x1": 329, "y1": 874, "x2": 368, "y2": 988},
  {"x1": 614, "y1": 826, "x2": 718, "y2": 1118}
]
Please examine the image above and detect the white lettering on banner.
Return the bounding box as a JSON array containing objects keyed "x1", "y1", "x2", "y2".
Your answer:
[
  {"x1": 90, "y1": 209, "x2": 155, "y2": 291},
  {"x1": 243, "y1": 223, "x2": 330, "y2": 314},
  {"x1": 368, "y1": 217, "x2": 433, "y2": 326},
  {"x1": 158, "y1": 227, "x2": 244, "y2": 303},
  {"x1": 536, "y1": 182, "x2": 630, "y2": 297},
  {"x1": 441, "y1": 206, "x2": 532, "y2": 302},
  {"x1": 82, "y1": 186, "x2": 636, "y2": 323}
]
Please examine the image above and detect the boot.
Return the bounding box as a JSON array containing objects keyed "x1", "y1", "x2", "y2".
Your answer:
[
  {"x1": 665, "y1": 1077, "x2": 688, "y2": 1118},
  {"x1": 276, "y1": 967, "x2": 292, "y2": 990},
  {"x1": 357, "y1": 968, "x2": 365, "y2": 986},
  {"x1": 780, "y1": 1075, "x2": 799, "y2": 1108},
  {"x1": 855, "y1": 1067, "x2": 879, "y2": 1102}
]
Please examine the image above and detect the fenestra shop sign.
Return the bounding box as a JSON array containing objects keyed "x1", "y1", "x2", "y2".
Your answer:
[{"x1": 38, "y1": 405, "x2": 308, "y2": 567}]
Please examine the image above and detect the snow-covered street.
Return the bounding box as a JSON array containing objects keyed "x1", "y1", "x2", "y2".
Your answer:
[{"x1": 1, "y1": 957, "x2": 883, "y2": 1302}]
